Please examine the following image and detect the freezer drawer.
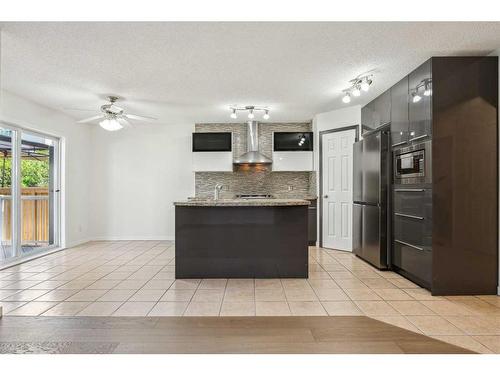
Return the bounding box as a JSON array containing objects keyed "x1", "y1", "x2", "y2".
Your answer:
[
  {"x1": 362, "y1": 204, "x2": 382, "y2": 267},
  {"x1": 353, "y1": 203, "x2": 363, "y2": 257},
  {"x1": 353, "y1": 203, "x2": 387, "y2": 269},
  {"x1": 393, "y1": 186, "x2": 432, "y2": 219},
  {"x1": 392, "y1": 240, "x2": 432, "y2": 287}
]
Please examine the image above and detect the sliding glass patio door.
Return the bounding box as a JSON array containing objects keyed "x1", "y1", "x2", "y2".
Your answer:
[
  {"x1": 0, "y1": 127, "x2": 15, "y2": 261},
  {"x1": 0, "y1": 123, "x2": 60, "y2": 264}
]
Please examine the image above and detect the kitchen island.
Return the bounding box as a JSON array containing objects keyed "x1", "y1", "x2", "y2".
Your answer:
[{"x1": 174, "y1": 199, "x2": 310, "y2": 278}]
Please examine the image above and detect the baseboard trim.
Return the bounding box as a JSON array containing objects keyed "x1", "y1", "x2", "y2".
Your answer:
[
  {"x1": 65, "y1": 238, "x2": 93, "y2": 248},
  {"x1": 91, "y1": 236, "x2": 175, "y2": 241}
]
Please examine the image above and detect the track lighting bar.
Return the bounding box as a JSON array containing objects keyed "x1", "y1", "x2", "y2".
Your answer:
[
  {"x1": 341, "y1": 74, "x2": 373, "y2": 104},
  {"x1": 229, "y1": 105, "x2": 271, "y2": 120}
]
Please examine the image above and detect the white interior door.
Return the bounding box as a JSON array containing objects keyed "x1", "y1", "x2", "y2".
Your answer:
[{"x1": 321, "y1": 129, "x2": 356, "y2": 251}]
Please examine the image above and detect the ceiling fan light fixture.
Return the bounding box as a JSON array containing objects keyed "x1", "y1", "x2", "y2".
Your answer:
[
  {"x1": 99, "y1": 118, "x2": 123, "y2": 131},
  {"x1": 230, "y1": 108, "x2": 238, "y2": 119},
  {"x1": 262, "y1": 110, "x2": 270, "y2": 120}
]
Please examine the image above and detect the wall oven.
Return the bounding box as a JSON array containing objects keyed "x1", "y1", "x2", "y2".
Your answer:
[{"x1": 393, "y1": 140, "x2": 432, "y2": 184}]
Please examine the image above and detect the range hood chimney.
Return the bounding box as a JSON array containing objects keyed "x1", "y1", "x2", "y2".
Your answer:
[{"x1": 233, "y1": 121, "x2": 272, "y2": 165}]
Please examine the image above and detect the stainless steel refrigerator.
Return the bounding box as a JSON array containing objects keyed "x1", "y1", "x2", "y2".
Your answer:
[{"x1": 352, "y1": 127, "x2": 390, "y2": 269}]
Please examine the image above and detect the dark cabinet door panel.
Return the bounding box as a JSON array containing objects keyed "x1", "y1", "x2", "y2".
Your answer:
[
  {"x1": 307, "y1": 199, "x2": 317, "y2": 245},
  {"x1": 390, "y1": 76, "x2": 409, "y2": 147},
  {"x1": 408, "y1": 59, "x2": 432, "y2": 142},
  {"x1": 362, "y1": 91, "x2": 391, "y2": 134},
  {"x1": 393, "y1": 215, "x2": 432, "y2": 251},
  {"x1": 373, "y1": 90, "x2": 391, "y2": 128},
  {"x1": 392, "y1": 241, "x2": 432, "y2": 287},
  {"x1": 393, "y1": 186, "x2": 432, "y2": 219},
  {"x1": 361, "y1": 103, "x2": 375, "y2": 133}
]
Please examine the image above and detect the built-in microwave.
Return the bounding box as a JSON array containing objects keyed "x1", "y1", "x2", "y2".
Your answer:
[{"x1": 393, "y1": 141, "x2": 432, "y2": 184}]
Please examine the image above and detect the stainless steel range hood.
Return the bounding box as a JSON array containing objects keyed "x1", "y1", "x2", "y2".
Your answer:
[{"x1": 233, "y1": 121, "x2": 272, "y2": 165}]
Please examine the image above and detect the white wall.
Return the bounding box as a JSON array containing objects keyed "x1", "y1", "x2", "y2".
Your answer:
[
  {"x1": 0, "y1": 89, "x2": 201, "y2": 244},
  {"x1": 89, "y1": 123, "x2": 194, "y2": 240},
  {"x1": 312, "y1": 105, "x2": 361, "y2": 245},
  {"x1": 0, "y1": 90, "x2": 92, "y2": 247}
]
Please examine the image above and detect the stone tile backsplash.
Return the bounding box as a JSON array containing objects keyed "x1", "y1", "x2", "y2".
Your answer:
[{"x1": 194, "y1": 122, "x2": 316, "y2": 199}]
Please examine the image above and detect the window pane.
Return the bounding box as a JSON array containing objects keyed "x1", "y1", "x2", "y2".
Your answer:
[{"x1": 20, "y1": 132, "x2": 55, "y2": 256}]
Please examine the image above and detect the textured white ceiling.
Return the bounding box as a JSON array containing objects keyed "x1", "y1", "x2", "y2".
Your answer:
[{"x1": 1, "y1": 22, "x2": 499, "y2": 124}]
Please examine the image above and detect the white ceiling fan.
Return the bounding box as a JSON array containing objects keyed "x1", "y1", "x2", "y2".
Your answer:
[{"x1": 72, "y1": 96, "x2": 157, "y2": 131}]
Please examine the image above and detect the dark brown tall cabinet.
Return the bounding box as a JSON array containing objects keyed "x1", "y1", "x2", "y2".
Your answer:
[
  {"x1": 361, "y1": 56, "x2": 498, "y2": 295},
  {"x1": 431, "y1": 57, "x2": 498, "y2": 295}
]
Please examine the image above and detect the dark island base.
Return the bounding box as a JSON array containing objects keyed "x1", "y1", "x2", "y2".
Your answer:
[{"x1": 175, "y1": 205, "x2": 309, "y2": 278}]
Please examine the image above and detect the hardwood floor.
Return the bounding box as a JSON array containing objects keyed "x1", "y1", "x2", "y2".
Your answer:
[{"x1": 0, "y1": 315, "x2": 471, "y2": 354}]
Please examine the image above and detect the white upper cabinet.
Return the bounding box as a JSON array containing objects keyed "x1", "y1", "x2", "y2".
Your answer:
[
  {"x1": 192, "y1": 152, "x2": 233, "y2": 172},
  {"x1": 272, "y1": 151, "x2": 314, "y2": 171},
  {"x1": 192, "y1": 132, "x2": 233, "y2": 172},
  {"x1": 272, "y1": 132, "x2": 314, "y2": 171}
]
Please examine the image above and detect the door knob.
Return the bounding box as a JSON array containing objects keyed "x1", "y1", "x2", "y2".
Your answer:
[{"x1": 324, "y1": 195, "x2": 328, "y2": 198}]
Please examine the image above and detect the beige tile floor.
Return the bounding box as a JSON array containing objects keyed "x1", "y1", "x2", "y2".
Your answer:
[{"x1": 0, "y1": 240, "x2": 499, "y2": 353}]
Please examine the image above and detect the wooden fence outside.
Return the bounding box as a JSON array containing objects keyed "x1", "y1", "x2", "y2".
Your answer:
[{"x1": 0, "y1": 187, "x2": 49, "y2": 244}]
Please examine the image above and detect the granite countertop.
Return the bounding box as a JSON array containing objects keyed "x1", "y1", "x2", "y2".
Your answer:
[{"x1": 174, "y1": 198, "x2": 310, "y2": 207}]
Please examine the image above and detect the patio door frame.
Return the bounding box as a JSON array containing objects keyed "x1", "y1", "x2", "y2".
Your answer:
[{"x1": 0, "y1": 120, "x2": 61, "y2": 260}]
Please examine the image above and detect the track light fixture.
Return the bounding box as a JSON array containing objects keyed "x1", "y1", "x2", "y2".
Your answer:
[
  {"x1": 412, "y1": 78, "x2": 432, "y2": 102},
  {"x1": 352, "y1": 85, "x2": 361, "y2": 97},
  {"x1": 341, "y1": 74, "x2": 373, "y2": 104},
  {"x1": 229, "y1": 105, "x2": 271, "y2": 120},
  {"x1": 423, "y1": 79, "x2": 432, "y2": 96},
  {"x1": 411, "y1": 91, "x2": 422, "y2": 103},
  {"x1": 360, "y1": 77, "x2": 373, "y2": 92}
]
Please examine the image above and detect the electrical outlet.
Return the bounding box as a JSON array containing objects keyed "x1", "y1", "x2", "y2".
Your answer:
[{"x1": 288, "y1": 185, "x2": 294, "y2": 191}]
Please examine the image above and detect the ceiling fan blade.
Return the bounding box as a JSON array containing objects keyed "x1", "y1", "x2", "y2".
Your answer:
[
  {"x1": 63, "y1": 107, "x2": 96, "y2": 112},
  {"x1": 125, "y1": 113, "x2": 157, "y2": 122},
  {"x1": 77, "y1": 115, "x2": 104, "y2": 124},
  {"x1": 117, "y1": 118, "x2": 132, "y2": 128}
]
